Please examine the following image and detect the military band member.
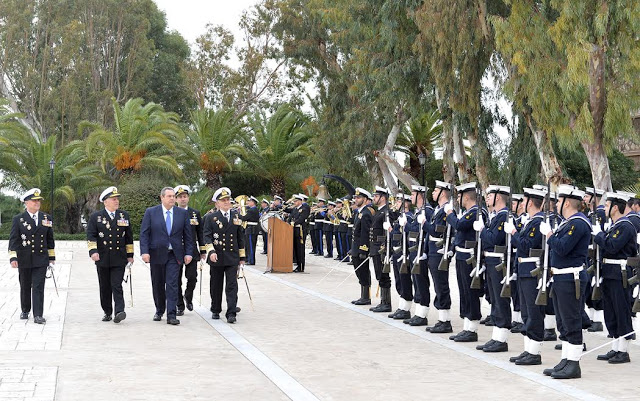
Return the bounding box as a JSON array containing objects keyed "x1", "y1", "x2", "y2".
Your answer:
[
  {"x1": 324, "y1": 201, "x2": 336, "y2": 258},
  {"x1": 476, "y1": 185, "x2": 511, "y2": 353},
  {"x1": 369, "y1": 187, "x2": 393, "y2": 313},
  {"x1": 540, "y1": 185, "x2": 590, "y2": 379},
  {"x1": 592, "y1": 192, "x2": 636, "y2": 364},
  {"x1": 314, "y1": 198, "x2": 327, "y2": 257},
  {"x1": 260, "y1": 199, "x2": 270, "y2": 255},
  {"x1": 584, "y1": 187, "x2": 607, "y2": 332},
  {"x1": 8, "y1": 188, "x2": 55, "y2": 324},
  {"x1": 504, "y1": 187, "x2": 546, "y2": 365},
  {"x1": 241, "y1": 196, "x2": 260, "y2": 265},
  {"x1": 334, "y1": 199, "x2": 349, "y2": 261},
  {"x1": 174, "y1": 185, "x2": 206, "y2": 315},
  {"x1": 447, "y1": 183, "x2": 486, "y2": 342},
  {"x1": 285, "y1": 194, "x2": 311, "y2": 272},
  {"x1": 426, "y1": 181, "x2": 454, "y2": 333},
  {"x1": 86, "y1": 186, "x2": 133, "y2": 323},
  {"x1": 203, "y1": 187, "x2": 245, "y2": 323},
  {"x1": 351, "y1": 188, "x2": 375, "y2": 305},
  {"x1": 308, "y1": 204, "x2": 317, "y2": 255}
]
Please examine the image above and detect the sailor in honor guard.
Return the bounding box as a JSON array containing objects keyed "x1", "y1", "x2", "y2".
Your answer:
[
  {"x1": 174, "y1": 185, "x2": 206, "y2": 315},
  {"x1": 9, "y1": 188, "x2": 55, "y2": 324},
  {"x1": 583, "y1": 187, "x2": 607, "y2": 332},
  {"x1": 369, "y1": 186, "x2": 394, "y2": 313},
  {"x1": 592, "y1": 191, "x2": 637, "y2": 364},
  {"x1": 241, "y1": 196, "x2": 260, "y2": 265},
  {"x1": 203, "y1": 187, "x2": 245, "y2": 323},
  {"x1": 540, "y1": 185, "x2": 590, "y2": 379},
  {"x1": 350, "y1": 188, "x2": 375, "y2": 305},
  {"x1": 86, "y1": 186, "x2": 133, "y2": 323}
]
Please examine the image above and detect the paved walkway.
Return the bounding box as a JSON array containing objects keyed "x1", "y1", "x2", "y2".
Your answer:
[{"x1": 0, "y1": 240, "x2": 637, "y2": 400}]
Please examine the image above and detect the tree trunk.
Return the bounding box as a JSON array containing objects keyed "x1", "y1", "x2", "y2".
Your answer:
[
  {"x1": 582, "y1": 141, "x2": 612, "y2": 192},
  {"x1": 451, "y1": 121, "x2": 472, "y2": 182},
  {"x1": 525, "y1": 112, "x2": 567, "y2": 187},
  {"x1": 271, "y1": 177, "x2": 285, "y2": 199},
  {"x1": 206, "y1": 172, "x2": 222, "y2": 190},
  {"x1": 375, "y1": 110, "x2": 417, "y2": 192},
  {"x1": 441, "y1": 119, "x2": 456, "y2": 183},
  {"x1": 466, "y1": 126, "x2": 489, "y2": 188}
]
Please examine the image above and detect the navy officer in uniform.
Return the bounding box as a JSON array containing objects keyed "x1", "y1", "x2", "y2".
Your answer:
[
  {"x1": 241, "y1": 196, "x2": 260, "y2": 265},
  {"x1": 369, "y1": 186, "x2": 393, "y2": 313},
  {"x1": 285, "y1": 194, "x2": 311, "y2": 272},
  {"x1": 351, "y1": 188, "x2": 375, "y2": 305},
  {"x1": 593, "y1": 192, "x2": 637, "y2": 364},
  {"x1": 86, "y1": 186, "x2": 133, "y2": 323},
  {"x1": 540, "y1": 185, "x2": 590, "y2": 379},
  {"x1": 203, "y1": 187, "x2": 245, "y2": 323},
  {"x1": 174, "y1": 185, "x2": 206, "y2": 315},
  {"x1": 9, "y1": 188, "x2": 55, "y2": 324}
]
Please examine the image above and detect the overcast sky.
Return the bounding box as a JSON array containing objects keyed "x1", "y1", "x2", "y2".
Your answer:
[{"x1": 153, "y1": 0, "x2": 259, "y2": 46}]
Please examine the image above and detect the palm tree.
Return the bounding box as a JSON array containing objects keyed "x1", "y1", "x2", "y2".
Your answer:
[
  {"x1": 83, "y1": 98, "x2": 185, "y2": 180},
  {"x1": 183, "y1": 108, "x2": 246, "y2": 190},
  {"x1": 0, "y1": 116, "x2": 108, "y2": 231},
  {"x1": 243, "y1": 105, "x2": 314, "y2": 197},
  {"x1": 395, "y1": 110, "x2": 443, "y2": 178}
]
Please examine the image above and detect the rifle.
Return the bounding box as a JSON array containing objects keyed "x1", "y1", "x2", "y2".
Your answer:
[
  {"x1": 633, "y1": 275, "x2": 640, "y2": 313},
  {"x1": 535, "y1": 181, "x2": 551, "y2": 306},
  {"x1": 411, "y1": 194, "x2": 427, "y2": 274},
  {"x1": 586, "y1": 192, "x2": 602, "y2": 301},
  {"x1": 381, "y1": 191, "x2": 392, "y2": 274},
  {"x1": 470, "y1": 183, "x2": 484, "y2": 289},
  {"x1": 500, "y1": 182, "x2": 514, "y2": 298},
  {"x1": 438, "y1": 177, "x2": 457, "y2": 271}
]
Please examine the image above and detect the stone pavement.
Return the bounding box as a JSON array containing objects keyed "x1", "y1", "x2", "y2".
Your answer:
[{"x1": 0, "y1": 239, "x2": 637, "y2": 400}]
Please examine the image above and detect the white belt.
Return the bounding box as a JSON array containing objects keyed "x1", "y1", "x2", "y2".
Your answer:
[
  {"x1": 348, "y1": 224, "x2": 354, "y2": 228},
  {"x1": 484, "y1": 251, "x2": 504, "y2": 258},
  {"x1": 551, "y1": 266, "x2": 583, "y2": 275},
  {"x1": 428, "y1": 235, "x2": 442, "y2": 242},
  {"x1": 316, "y1": 219, "x2": 328, "y2": 224},
  {"x1": 518, "y1": 257, "x2": 540, "y2": 264},
  {"x1": 310, "y1": 222, "x2": 315, "y2": 225},
  {"x1": 340, "y1": 220, "x2": 349, "y2": 224},
  {"x1": 603, "y1": 258, "x2": 627, "y2": 266},
  {"x1": 246, "y1": 222, "x2": 258, "y2": 226},
  {"x1": 455, "y1": 246, "x2": 473, "y2": 253}
]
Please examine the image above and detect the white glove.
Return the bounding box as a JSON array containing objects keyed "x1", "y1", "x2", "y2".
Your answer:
[
  {"x1": 604, "y1": 221, "x2": 611, "y2": 231},
  {"x1": 444, "y1": 202, "x2": 453, "y2": 214},
  {"x1": 398, "y1": 214, "x2": 407, "y2": 227},
  {"x1": 504, "y1": 221, "x2": 516, "y2": 235},
  {"x1": 539, "y1": 221, "x2": 552, "y2": 236},
  {"x1": 473, "y1": 220, "x2": 485, "y2": 232},
  {"x1": 417, "y1": 213, "x2": 426, "y2": 225},
  {"x1": 592, "y1": 224, "x2": 602, "y2": 236},
  {"x1": 519, "y1": 214, "x2": 529, "y2": 227},
  {"x1": 383, "y1": 221, "x2": 391, "y2": 231},
  {"x1": 509, "y1": 272, "x2": 517, "y2": 282},
  {"x1": 636, "y1": 232, "x2": 640, "y2": 245}
]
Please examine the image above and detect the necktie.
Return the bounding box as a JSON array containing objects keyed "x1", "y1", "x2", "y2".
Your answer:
[
  {"x1": 224, "y1": 212, "x2": 229, "y2": 222},
  {"x1": 32, "y1": 214, "x2": 38, "y2": 226},
  {"x1": 166, "y1": 210, "x2": 172, "y2": 233},
  {"x1": 110, "y1": 211, "x2": 115, "y2": 220}
]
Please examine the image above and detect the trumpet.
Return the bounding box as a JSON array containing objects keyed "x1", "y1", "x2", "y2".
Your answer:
[{"x1": 310, "y1": 205, "x2": 327, "y2": 213}]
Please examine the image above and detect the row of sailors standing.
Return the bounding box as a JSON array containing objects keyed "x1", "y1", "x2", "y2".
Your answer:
[{"x1": 341, "y1": 181, "x2": 639, "y2": 380}]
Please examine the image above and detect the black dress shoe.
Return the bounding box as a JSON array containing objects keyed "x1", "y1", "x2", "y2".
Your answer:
[
  {"x1": 236, "y1": 307, "x2": 242, "y2": 313},
  {"x1": 408, "y1": 316, "x2": 429, "y2": 326},
  {"x1": 260, "y1": 252, "x2": 267, "y2": 255},
  {"x1": 212, "y1": 313, "x2": 220, "y2": 320},
  {"x1": 476, "y1": 339, "x2": 496, "y2": 350},
  {"x1": 34, "y1": 316, "x2": 46, "y2": 324},
  {"x1": 20, "y1": 312, "x2": 29, "y2": 320},
  {"x1": 176, "y1": 309, "x2": 185, "y2": 316},
  {"x1": 186, "y1": 302, "x2": 194, "y2": 311},
  {"x1": 510, "y1": 322, "x2": 524, "y2": 333},
  {"x1": 551, "y1": 360, "x2": 581, "y2": 379},
  {"x1": 515, "y1": 353, "x2": 542, "y2": 365},
  {"x1": 555, "y1": 343, "x2": 562, "y2": 350},
  {"x1": 510, "y1": 351, "x2": 529, "y2": 363},
  {"x1": 428, "y1": 321, "x2": 453, "y2": 334},
  {"x1": 543, "y1": 359, "x2": 567, "y2": 376},
  {"x1": 597, "y1": 349, "x2": 617, "y2": 360},
  {"x1": 102, "y1": 314, "x2": 112, "y2": 322},
  {"x1": 369, "y1": 303, "x2": 392, "y2": 313},
  {"x1": 587, "y1": 321, "x2": 603, "y2": 332},
  {"x1": 309, "y1": 251, "x2": 317, "y2": 255},
  {"x1": 353, "y1": 298, "x2": 371, "y2": 305},
  {"x1": 293, "y1": 267, "x2": 302, "y2": 273},
  {"x1": 543, "y1": 329, "x2": 557, "y2": 341},
  {"x1": 450, "y1": 331, "x2": 465, "y2": 340},
  {"x1": 392, "y1": 310, "x2": 412, "y2": 320},
  {"x1": 227, "y1": 315, "x2": 237, "y2": 324},
  {"x1": 454, "y1": 331, "x2": 478, "y2": 343},
  {"x1": 608, "y1": 351, "x2": 630, "y2": 364},
  {"x1": 153, "y1": 314, "x2": 162, "y2": 321},
  {"x1": 324, "y1": 254, "x2": 333, "y2": 258},
  {"x1": 388, "y1": 309, "x2": 401, "y2": 318},
  {"x1": 483, "y1": 341, "x2": 508, "y2": 353},
  {"x1": 113, "y1": 311, "x2": 126, "y2": 323},
  {"x1": 484, "y1": 317, "x2": 495, "y2": 326},
  {"x1": 167, "y1": 318, "x2": 180, "y2": 325},
  {"x1": 479, "y1": 316, "x2": 489, "y2": 325}
]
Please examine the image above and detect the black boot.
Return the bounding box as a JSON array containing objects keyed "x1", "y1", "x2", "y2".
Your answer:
[
  {"x1": 608, "y1": 352, "x2": 630, "y2": 364},
  {"x1": 515, "y1": 353, "x2": 542, "y2": 365},
  {"x1": 353, "y1": 286, "x2": 371, "y2": 305},
  {"x1": 551, "y1": 360, "x2": 581, "y2": 379},
  {"x1": 543, "y1": 359, "x2": 567, "y2": 376},
  {"x1": 428, "y1": 321, "x2": 453, "y2": 334},
  {"x1": 587, "y1": 321, "x2": 603, "y2": 332},
  {"x1": 454, "y1": 331, "x2": 478, "y2": 342},
  {"x1": 543, "y1": 328, "x2": 557, "y2": 341},
  {"x1": 370, "y1": 287, "x2": 392, "y2": 312}
]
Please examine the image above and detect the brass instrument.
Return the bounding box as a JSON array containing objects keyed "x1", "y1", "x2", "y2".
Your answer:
[
  {"x1": 310, "y1": 205, "x2": 327, "y2": 213},
  {"x1": 341, "y1": 199, "x2": 352, "y2": 220},
  {"x1": 235, "y1": 195, "x2": 249, "y2": 228},
  {"x1": 327, "y1": 207, "x2": 340, "y2": 225}
]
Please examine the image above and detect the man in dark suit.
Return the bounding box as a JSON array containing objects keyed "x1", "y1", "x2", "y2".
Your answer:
[
  {"x1": 174, "y1": 185, "x2": 206, "y2": 315},
  {"x1": 8, "y1": 188, "x2": 55, "y2": 324},
  {"x1": 140, "y1": 187, "x2": 193, "y2": 325},
  {"x1": 203, "y1": 187, "x2": 245, "y2": 323},
  {"x1": 86, "y1": 186, "x2": 134, "y2": 323}
]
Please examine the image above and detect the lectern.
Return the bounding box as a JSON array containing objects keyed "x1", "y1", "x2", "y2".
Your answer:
[{"x1": 267, "y1": 217, "x2": 293, "y2": 272}]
